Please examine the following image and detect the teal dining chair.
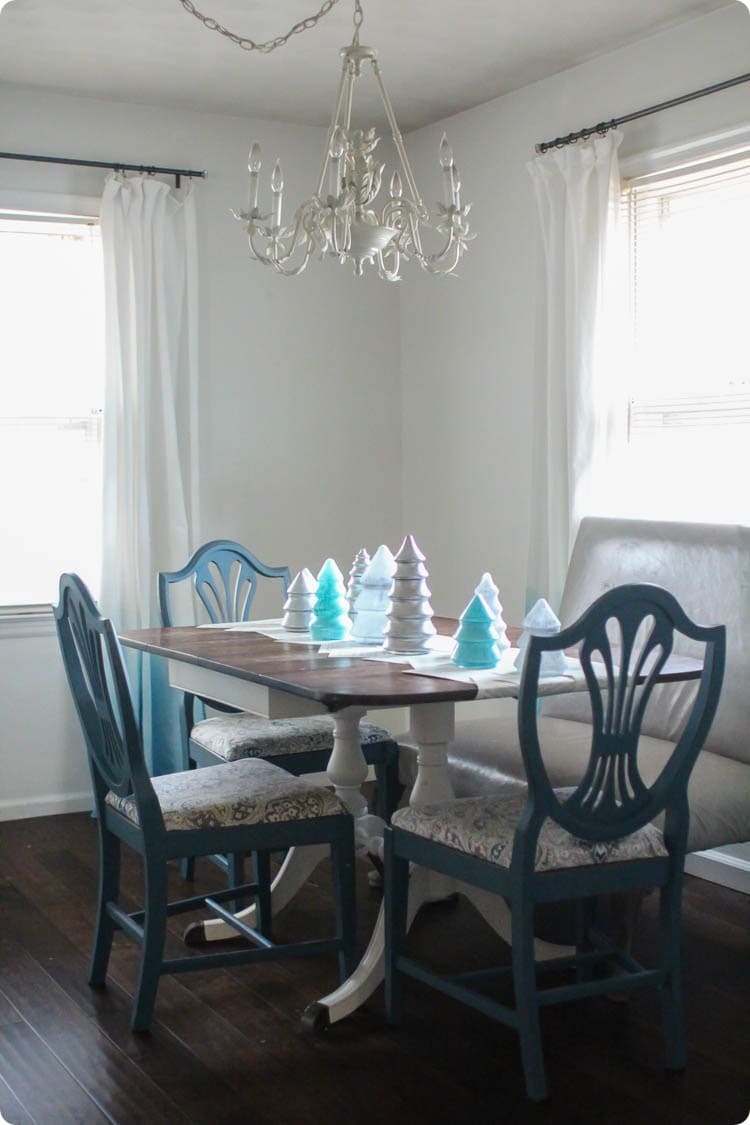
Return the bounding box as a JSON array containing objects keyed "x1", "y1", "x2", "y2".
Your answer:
[
  {"x1": 159, "y1": 540, "x2": 401, "y2": 885},
  {"x1": 55, "y1": 573, "x2": 357, "y2": 1032},
  {"x1": 384, "y1": 584, "x2": 725, "y2": 1101}
]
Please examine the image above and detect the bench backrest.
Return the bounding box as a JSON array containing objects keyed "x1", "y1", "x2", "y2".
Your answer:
[{"x1": 542, "y1": 517, "x2": 750, "y2": 765}]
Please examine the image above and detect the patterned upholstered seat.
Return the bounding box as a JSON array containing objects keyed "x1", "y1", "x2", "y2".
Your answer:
[
  {"x1": 106, "y1": 758, "x2": 347, "y2": 833},
  {"x1": 392, "y1": 787, "x2": 667, "y2": 873},
  {"x1": 190, "y1": 713, "x2": 395, "y2": 763}
]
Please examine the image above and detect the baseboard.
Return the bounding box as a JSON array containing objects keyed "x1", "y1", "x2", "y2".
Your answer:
[
  {"x1": 685, "y1": 849, "x2": 750, "y2": 895},
  {"x1": 0, "y1": 792, "x2": 93, "y2": 822}
]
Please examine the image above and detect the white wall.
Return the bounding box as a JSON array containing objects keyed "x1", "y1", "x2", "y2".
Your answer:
[
  {"x1": 0, "y1": 83, "x2": 402, "y2": 816},
  {"x1": 399, "y1": 3, "x2": 750, "y2": 623}
]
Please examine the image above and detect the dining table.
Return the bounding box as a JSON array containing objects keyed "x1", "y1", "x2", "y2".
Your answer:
[{"x1": 119, "y1": 616, "x2": 702, "y2": 1030}]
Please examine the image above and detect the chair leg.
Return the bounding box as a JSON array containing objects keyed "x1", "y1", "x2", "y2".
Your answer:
[
  {"x1": 384, "y1": 829, "x2": 409, "y2": 1026},
  {"x1": 331, "y1": 829, "x2": 357, "y2": 983},
  {"x1": 253, "y1": 851, "x2": 272, "y2": 940},
  {"x1": 375, "y1": 748, "x2": 403, "y2": 822},
  {"x1": 511, "y1": 897, "x2": 547, "y2": 1101},
  {"x1": 227, "y1": 852, "x2": 246, "y2": 912},
  {"x1": 180, "y1": 754, "x2": 198, "y2": 882},
  {"x1": 659, "y1": 874, "x2": 686, "y2": 1071},
  {"x1": 89, "y1": 827, "x2": 121, "y2": 988},
  {"x1": 575, "y1": 896, "x2": 596, "y2": 984},
  {"x1": 132, "y1": 855, "x2": 168, "y2": 1033}
]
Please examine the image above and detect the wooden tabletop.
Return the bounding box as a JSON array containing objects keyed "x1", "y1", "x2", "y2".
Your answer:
[{"x1": 119, "y1": 618, "x2": 703, "y2": 712}]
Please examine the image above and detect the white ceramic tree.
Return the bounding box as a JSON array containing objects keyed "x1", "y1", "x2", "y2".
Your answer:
[
  {"x1": 474, "y1": 572, "x2": 510, "y2": 652},
  {"x1": 347, "y1": 547, "x2": 370, "y2": 621},
  {"x1": 514, "y1": 597, "x2": 568, "y2": 675},
  {"x1": 281, "y1": 568, "x2": 318, "y2": 632},
  {"x1": 383, "y1": 534, "x2": 436, "y2": 655},
  {"x1": 351, "y1": 544, "x2": 396, "y2": 643}
]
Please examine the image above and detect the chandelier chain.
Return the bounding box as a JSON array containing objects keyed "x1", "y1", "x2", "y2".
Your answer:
[{"x1": 177, "y1": 0, "x2": 342, "y2": 54}]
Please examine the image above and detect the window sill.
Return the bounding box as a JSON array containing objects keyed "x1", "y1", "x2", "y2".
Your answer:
[{"x1": 0, "y1": 611, "x2": 57, "y2": 639}]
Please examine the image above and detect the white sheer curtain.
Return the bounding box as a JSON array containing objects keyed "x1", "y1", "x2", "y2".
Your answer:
[
  {"x1": 99, "y1": 174, "x2": 200, "y2": 772},
  {"x1": 526, "y1": 131, "x2": 624, "y2": 609}
]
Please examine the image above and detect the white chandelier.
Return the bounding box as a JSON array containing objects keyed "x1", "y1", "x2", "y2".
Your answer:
[{"x1": 180, "y1": 0, "x2": 473, "y2": 280}]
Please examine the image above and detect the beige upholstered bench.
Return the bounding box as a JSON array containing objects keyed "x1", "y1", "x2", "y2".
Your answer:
[{"x1": 400, "y1": 517, "x2": 750, "y2": 858}]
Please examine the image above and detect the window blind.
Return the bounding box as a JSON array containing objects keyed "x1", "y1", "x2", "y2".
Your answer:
[{"x1": 623, "y1": 147, "x2": 750, "y2": 432}]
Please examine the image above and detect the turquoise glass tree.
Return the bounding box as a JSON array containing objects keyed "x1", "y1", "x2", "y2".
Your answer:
[
  {"x1": 452, "y1": 594, "x2": 501, "y2": 669},
  {"x1": 310, "y1": 558, "x2": 351, "y2": 641}
]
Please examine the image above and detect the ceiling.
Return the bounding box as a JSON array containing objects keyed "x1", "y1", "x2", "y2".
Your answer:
[{"x1": 0, "y1": 0, "x2": 733, "y2": 131}]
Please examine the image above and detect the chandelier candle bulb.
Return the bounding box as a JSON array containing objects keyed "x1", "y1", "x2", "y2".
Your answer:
[
  {"x1": 271, "y1": 161, "x2": 284, "y2": 227},
  {"x1": 390, "y1": 170, "x2": 403, "y2": 198},
  {"x1": 440, "y1": 133, "x2": 454, "y2": 206},
  {"x1": 248, "y1": 143, "x2": 262, "y2": 212}
]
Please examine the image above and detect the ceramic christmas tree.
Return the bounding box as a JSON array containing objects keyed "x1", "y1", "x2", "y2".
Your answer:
[
  {"x1": 514, "y1": 598, "x2": 568, "y2": 675},
  {"x1": 452, "y1": 594, "x2": 501, "y2": 668},
  {"x1": 474, "y1": 572, "x2": 510, "y2": 652},
  {"x1": 310, "y1": 559, "x2": 351, "y2": 641},
  {"x1": 281, "y1": 568, "x2": 318, "y2": 632},
  {"x1": 350, "y1": 545, "x2": 396, "y2": 643},
  {"x1": 346, "y1": 547, "x2": 370, "y2": 622},
  {"x1": 383, "y1": 534, "x2": 437, "y2": 655}
]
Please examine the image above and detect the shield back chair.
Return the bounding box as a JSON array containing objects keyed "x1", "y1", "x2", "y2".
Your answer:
[
  {"x1": 384, "y1": 584, "x2": 726, "y2": 1101},
  {"x1": 159, "y1": 540, "x2": 401, "y2": 884},
  {"x1": 55, "y1": 573, "x2": 356, "y2": 1033}
]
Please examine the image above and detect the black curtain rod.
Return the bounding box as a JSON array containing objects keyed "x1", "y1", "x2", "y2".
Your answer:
[
  {"x1": 535, "y1": 70, "x2": 750, "y2": 154},
  {"x1": 0, "y1": 151, "x2": 207, "y2": 188}
]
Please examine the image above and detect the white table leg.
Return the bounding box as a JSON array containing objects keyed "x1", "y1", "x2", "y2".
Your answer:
[
  {"x1": 301, "y1": 863, "x2": 440, "y2": 1029},
  {"x1": 328, "y1": 707, "x2": 385, "y2": 856},
  {"x1": 302, "y1": 701, "x2": 456, "y2": 1026},
  {"x1": 186, "y1": 706, "x2": 384, "y2": 945}
]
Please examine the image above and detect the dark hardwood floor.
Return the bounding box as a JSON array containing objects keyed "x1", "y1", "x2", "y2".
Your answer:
[{"x1": 0, "y1": 812, "x2": 747, "y2": 1125}]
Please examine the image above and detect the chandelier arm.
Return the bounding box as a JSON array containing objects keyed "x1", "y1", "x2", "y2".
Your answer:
[
  {"x1": 416, "y1": 235, "x2": 463, "y2": 275},
  {"x1": 376, "y1": 248, "x2": 401, "y2": 282},
  {"x1": 342, "y1": 58, "x2": 357, "y2": 131},
  {"x1": 370, "y1": 59, "x2": 426, "y2": 217},
  {"x1": 269, "y1": 242, "x2": 315, "y2": 276},
  {"x1": 316, "y1": 59, "x2": 352, "y2": 197}
]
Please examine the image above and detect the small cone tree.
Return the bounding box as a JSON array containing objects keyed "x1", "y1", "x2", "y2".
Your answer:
[
  {"x1": 347, "y1": 547, "x2": 370, "y2": 621},
  {"x1": 383, "y1": 534, "x2": 436, "y2": 654},
  {"x1": 310, "y1": 559, "x2": 351, "y2": 641},
  {"x1": 452, "y1": 594, "x2": 501, "y2": 668},
  {"x1": 282, "y1": 568, "x2": 318, "y2": 632},
  {"x1": 474, "y1": 572, "x2": 509, "y2": 651},
  {"x1": 350, "y1": 544, "x2": 396, "y2": 643}
]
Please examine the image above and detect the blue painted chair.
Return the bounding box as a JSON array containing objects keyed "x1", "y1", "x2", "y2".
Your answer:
[
  {"x1": 55, "y1": 574, "x2": 357, "y2": 1032},
  {"x1": 384, "y1": 584, "x2": 725, "y2": 1101},
  {"x1": 159, "y1": 541, "x2": 401, "y2": 886}
]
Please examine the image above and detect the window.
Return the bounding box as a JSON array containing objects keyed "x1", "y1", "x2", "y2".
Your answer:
[
  {"x1": 614, "y1": 146, "x2": 750, "y2": 524},
  {"x1": 0, "y1": 214, "x2": 105, "y2": 609}
]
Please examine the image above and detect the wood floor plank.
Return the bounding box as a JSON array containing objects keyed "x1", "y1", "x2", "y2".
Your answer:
[
  {"x1": 0, "y1": 1066, "x2": 38, "y2": 1125},
  {"x1": 0, "y1": 1019, "x2": 110, "y2": 1124},
  {"x1": 0, "y1": 939, "x2": 189, "y2": 1125}
]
